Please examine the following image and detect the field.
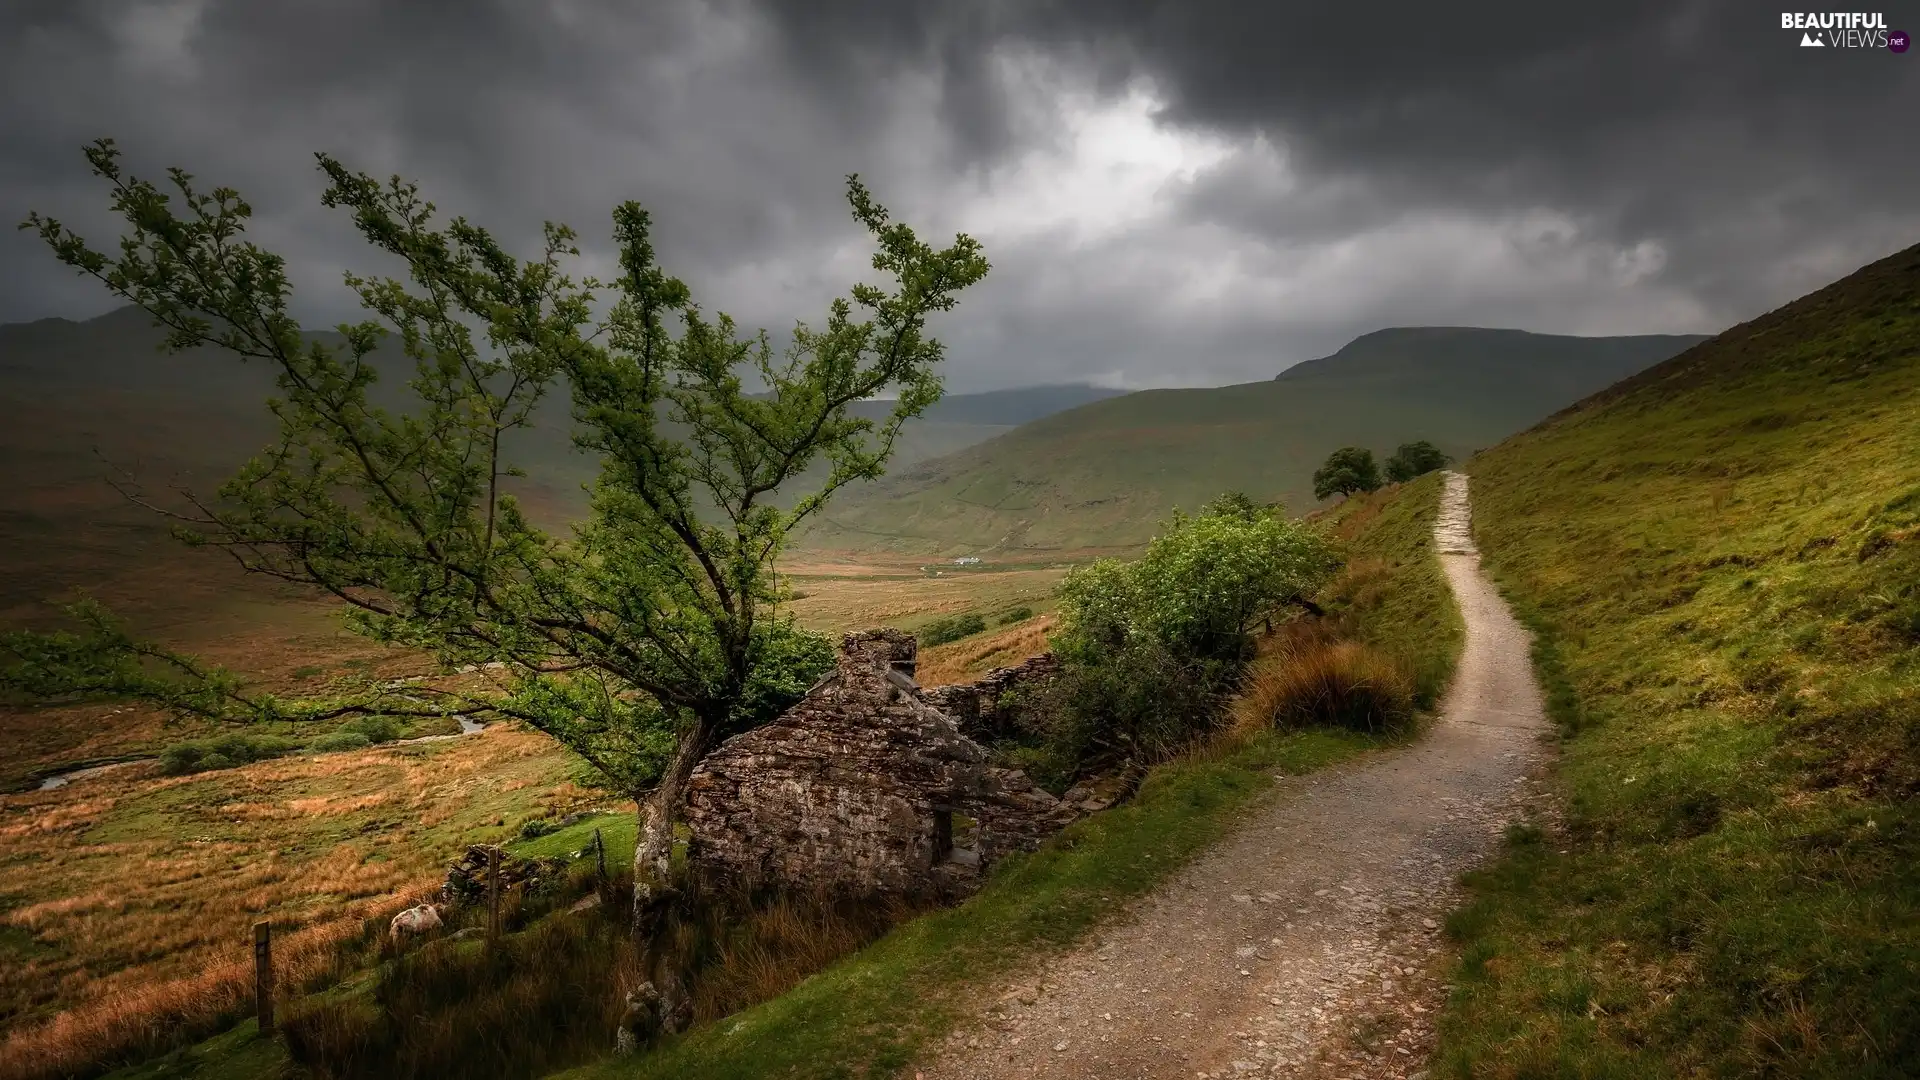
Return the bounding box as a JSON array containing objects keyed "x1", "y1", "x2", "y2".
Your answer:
[{"x1": 1433, "y1": 244, "x2": 1920, "y2": 1076}]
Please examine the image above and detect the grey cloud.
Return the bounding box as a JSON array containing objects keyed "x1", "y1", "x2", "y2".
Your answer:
[
  {"x1": 763, "y1": 0, "x2": 1920, "y2": 317},
  {"x1": 3, "y1": 0, "x2": 1917, "y2": 393}
]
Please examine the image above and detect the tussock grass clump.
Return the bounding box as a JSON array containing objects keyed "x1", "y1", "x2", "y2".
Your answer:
[
  {"x1": 1313, "y1": 471, "x2": 1464, "y2": 711},
  {"x1": 658, "y1": 887, "x2": 926, "y2": 1027},
  {"x1": 1235, "y1": 637, "x2": 1415, "y2": 735}
]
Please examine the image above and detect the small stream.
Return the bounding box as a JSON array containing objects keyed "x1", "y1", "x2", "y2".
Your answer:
[{"x1": 33, "y1": 716, "x2": 488, "y2": 792}]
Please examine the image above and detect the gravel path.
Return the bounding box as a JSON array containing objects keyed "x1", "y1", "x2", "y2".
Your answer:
[{"x1": 917, "y1": 472, "x2": 1551, "y2": 1080}]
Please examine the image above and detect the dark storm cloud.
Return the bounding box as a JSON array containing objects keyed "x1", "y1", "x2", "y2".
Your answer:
[
  {"x1": 3, "y1": 0, "x2": 1917, "y2": 390},
  {"x1": 765, "y1": 0, "x2": 1920, "y2": 313}
]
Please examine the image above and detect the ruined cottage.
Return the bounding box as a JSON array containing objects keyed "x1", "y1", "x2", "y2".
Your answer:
[
  {"x1": 922, "y1": 652, "x2": 1061, "y2": 743},
  {"x1": 682, "y1": 629, "x2": 1075, "y2": 899}
]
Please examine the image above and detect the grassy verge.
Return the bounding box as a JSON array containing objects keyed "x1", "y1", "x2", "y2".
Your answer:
[
  {"x1": 1318, "y1": 470, "x2": 1466, "y2": 708},
  {"x1": 1433, "y1": 245, "x2": 1920, "y2": 1077}
]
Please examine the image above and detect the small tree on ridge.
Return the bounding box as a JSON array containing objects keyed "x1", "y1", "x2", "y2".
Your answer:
[
  {"x1": 1385, "y1": 440, "x2": 1450, "y2": 483},
  {"x1": 1312, "y1": 446, "x2": 1382, "y2": 500}
]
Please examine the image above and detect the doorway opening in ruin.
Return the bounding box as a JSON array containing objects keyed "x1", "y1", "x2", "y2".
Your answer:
[{"x1": 932, "y1": 807, "x2": 981, "y2": 867}]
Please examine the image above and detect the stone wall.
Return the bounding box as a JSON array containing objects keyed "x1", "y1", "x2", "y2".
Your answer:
[
  {"x1": 922, "y1": 652, "x2": 1062, "y2": 743},
  {"x1": 683, "y1": 630, "x2": 1075, "y2": 900}
]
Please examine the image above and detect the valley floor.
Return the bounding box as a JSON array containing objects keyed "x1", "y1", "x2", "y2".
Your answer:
[{"x1": 916, "y1": 474, "x2": 1552, "y2": 1079}]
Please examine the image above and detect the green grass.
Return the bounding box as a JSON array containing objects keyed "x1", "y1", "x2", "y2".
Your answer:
[
  {"x1": 804, "y1": 328, "x2": 1702, "y2": 556},
  {"x1": 1432, "y1": 243, "x2": 1920, "y2": 1077},
  {"x1": 508, "y1": 813, "x2": 636, "y2": 872},
  {"x1": 559, "y1": 728, "x2": 1376, "y2": 1080},
  {"x1": 1318, "y1": 470, "x2": 1466, "y2": 709},
  {"x1": 95, "y1": 1021, "x2": 293, "y2": 1080}
]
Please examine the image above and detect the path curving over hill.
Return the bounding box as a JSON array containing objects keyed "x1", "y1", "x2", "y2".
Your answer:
[{"x1": 917, "y1": 472, "x2": 1551, "y2": 1079}]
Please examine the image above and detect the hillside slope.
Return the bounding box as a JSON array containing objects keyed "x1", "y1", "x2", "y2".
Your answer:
[
  {"x1": 1438, "y1": 244, "x2": 1920, "y2": 1076},
  {"x1": 0, "y1": 307, "x2": 1115, "y2": 620},
  {"x1": 803, "y1": 328, "x2": 1705, "y2": 556}
]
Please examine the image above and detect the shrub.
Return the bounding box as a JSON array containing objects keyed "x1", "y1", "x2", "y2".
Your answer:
[
  {"x1": 1031, "y1": 498, "x2": 1342, "y2": 778},
  {"x1": 157, "y1": 743, "x2": 206, "y2": 776},
  {"x1": 1021, "y1": 636, "x2": 1228, "y2": 787},
  {"x1": 344, "y1": 715, "x2": 402, "y2": 744},
  {"x1": 518, "y1": 818, "x2": 559, "y2": 841},
  {"x1": 996, "y1": 606, "x2": 1034, "y2": 626},
  {"x1": 920, "y1": 613, "x2": 988, "y2": 647},
  {"x1": 156, "y1": 733, "x2": 299, "y2": 775},
  {"x1": 310, "y1": 731, "x2": 373, "y2": 753},
  {"x1": 211, "y1": 732, "x2": 297, "y2": 760},
  {"x1": 1233, "y1": 638, "x2": 1415, "y2": 735}
]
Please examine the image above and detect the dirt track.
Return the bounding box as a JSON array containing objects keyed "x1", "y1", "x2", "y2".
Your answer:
[{"x1": 917, "y1": 472, "x2": 1551, "y2": 1079}]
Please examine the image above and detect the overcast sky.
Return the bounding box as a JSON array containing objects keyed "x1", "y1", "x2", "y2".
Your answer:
[{"x1": 3, "y1": 1, "x2": 1917, "y2": 390}]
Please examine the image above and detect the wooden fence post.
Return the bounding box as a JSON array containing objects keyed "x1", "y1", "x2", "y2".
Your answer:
[
  {"x1": 487, "y1": 846, "x2": 502, "y2": 943},
  {"x1": 594, "y1": 827, "x2": 607, "y2": 882},
  {"x1": 253, "y1": 920, "x2": 274, "y2": 1034}
]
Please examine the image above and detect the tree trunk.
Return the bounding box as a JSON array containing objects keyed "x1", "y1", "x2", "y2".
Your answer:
[{"x1": 630, "y1": 726, "x2": 711, "y2": 936}]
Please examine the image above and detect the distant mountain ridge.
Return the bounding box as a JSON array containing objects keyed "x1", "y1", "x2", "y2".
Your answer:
[
  {"x1": 1275, "y1": 326, "x2": 1706, "y2": 383},
  {"x1": 0, "y1": 306, "x2": 1124, "y2": 420},
  {"x1": 801, "y1": 326, "x2": 1711, "y2": 556}
]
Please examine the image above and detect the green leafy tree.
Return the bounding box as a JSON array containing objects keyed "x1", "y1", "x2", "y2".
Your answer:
[
  {"x1": 8, "y1": 139, "x2": 988, "y2": 927},
  {"x1": 1200, "y1": 490, "x2": 1262, "y2": 522},
  {"x1": 1312, "y1": 446, "x2": 1383, "y2": 500},
  {"x1": 1039, "y1": 498, "x2": 1340, "y2": 773},
  {"x1": 1384, "y1": 440, "x2": 1451, "y2": 483}
]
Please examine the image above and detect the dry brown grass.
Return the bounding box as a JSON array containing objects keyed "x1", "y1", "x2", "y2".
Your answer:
[
  {"x1": 674, "y1": 889, "x2": 925, "y2": 1026},
  {"x1": 1232, "y1": 624, "x2": 1416, "y2": 736},
  {"x1": 0, "y1": 726, "x2": 602, "y2": 1074},
  {"x1": 0, "y1": 904, "x2": 401, "y2": 1080},
  {"x1": 915, "y1": 615, "x2": 1055, "y2": 687}
]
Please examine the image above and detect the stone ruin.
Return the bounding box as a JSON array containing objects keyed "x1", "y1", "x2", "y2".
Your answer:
[
  {"x1": 441, "y1": 843, "x2": 568, "y2": 906},
  {"x1": 922, "y1": 652, "x2": 1061, "y2": 743},
  {"x1": 682, "y1": 629, "x2": 1078, "y2": 900}
]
